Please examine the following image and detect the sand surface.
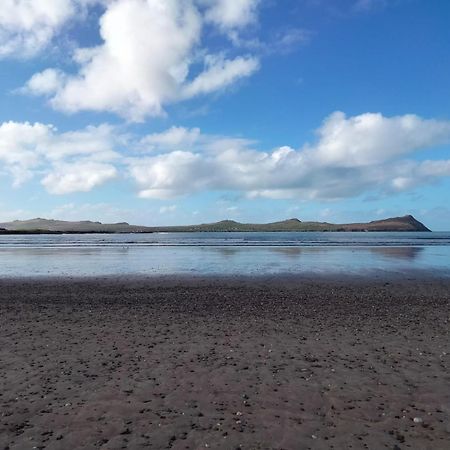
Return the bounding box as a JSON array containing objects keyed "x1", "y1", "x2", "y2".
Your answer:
[{"x1": 0, "y1": 276, "x2": 449, "y2": 449}]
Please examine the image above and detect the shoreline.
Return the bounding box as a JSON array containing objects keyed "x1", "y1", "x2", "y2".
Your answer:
[
  {"x1": 0, "y1": 269, "x2": 449, "y2": 284},
  {"x1": 1, "y1": 276, "x2": 449, "y2": 449},
  {"x1": 0, "y1": 229, "x2": 434, "y2": 234}
]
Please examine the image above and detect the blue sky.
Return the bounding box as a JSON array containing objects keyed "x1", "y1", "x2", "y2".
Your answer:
[{"x1": 0, "y1": 0, "x2": 449, "y2": 229}]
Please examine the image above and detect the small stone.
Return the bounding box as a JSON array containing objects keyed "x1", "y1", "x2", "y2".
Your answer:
[{"x1": 413, "y1": 417, "x2": 423, "y2": 423}]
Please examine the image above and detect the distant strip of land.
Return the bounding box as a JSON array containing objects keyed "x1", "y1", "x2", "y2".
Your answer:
[{"x1": 0, "y1": 214, "x2": 430, "y2": 234}]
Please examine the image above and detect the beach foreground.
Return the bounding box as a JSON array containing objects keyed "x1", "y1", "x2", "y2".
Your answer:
[{"x1": 0, "y1": 276, "x2": 449, "y2": 449}]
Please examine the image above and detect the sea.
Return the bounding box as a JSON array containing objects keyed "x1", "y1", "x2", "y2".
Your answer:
[{"x1": 0, "y1": 231, "x2": 450, "y2": 278}]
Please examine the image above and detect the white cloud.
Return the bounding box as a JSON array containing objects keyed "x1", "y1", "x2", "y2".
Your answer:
[
  {"x1": 0, "y1": 0, "x2": 99, "y2": 58},
  {"x1": 270, "y1": 28, "x2": 312, "y2": 54},
  {"x1": 311, "y1": 111, "x2": 450, "y2": 166},
  {"x1": 226, "y1": 26, "x2": 312, "y2": 58},
  {"x1": 24, "y1": 0, "x2": 261, "y2": 121},
  {"x1": 24, "y1": 69, "x2": 66, "y2": 95},
  {"x1": 139, "y1": 126, "x2": 255, "y2": 153},
  {"x1": 128, "y1": 112, "x2": 450, "y2": 199},
  {"x1": 2, "y1": 112, "x2": 450, "y2": 200},
  {"x1": 0, "y1": 120, "x2": 120, "y2": 192},
  {"x1": 41, "y1": 160, "x2": 117, "y2": 194},
  {"x1": 201, "y1": 0, "x2": 260, "y2": 31},
  {"x1": 130, "y1": 151, "x2": 214, "y2": 199},
  {"x1": 141, "y1": 126, "x2": 201, "y2": 151},
  {"x1": 0, "y1": 121, "x2": 51, "y2": 185},
  {"x1": 44, "y1": 124, "x2": 121, "y2": 161},
  {"x1": 182, "y1": 55, "x2": 259, "y2": 98}
]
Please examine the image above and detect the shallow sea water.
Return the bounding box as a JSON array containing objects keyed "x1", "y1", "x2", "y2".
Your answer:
[{"x1": 0, "y1": 231, "x2": 449, "y2": 278}]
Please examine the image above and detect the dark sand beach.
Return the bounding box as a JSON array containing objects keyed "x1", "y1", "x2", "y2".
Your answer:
[{"x1": 1, "y1": 276, "x2": 449, "y2": 449}]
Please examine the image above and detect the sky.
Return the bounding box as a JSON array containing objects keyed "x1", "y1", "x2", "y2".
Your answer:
[{"x1": 0, "y1": 0, "x2": 449, "y2": 230}]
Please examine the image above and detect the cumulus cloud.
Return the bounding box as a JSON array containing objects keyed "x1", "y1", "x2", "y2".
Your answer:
[
  {"x1": 128, "y1": 112, "x2": 450, "y2": 199},
  {"x1": 0, "y1": 121, "x2": 51, "y2": 185},
  {"x1": 42, "y1": 160, "x2": 117, "y2": 194},
  {"x1": 0, "y1": 120, "x2": 120, "y2": 193},
  {"x1": 24, "y1": 0, "x2": 261, "y2": 121},
  {"x1": 140, "y1": 126, "x2": 201, "y2": 151},
  {"x1": 130, "y1": 151, "x2": 214, "y2": 199},
  {"x1": 0, "y1": 0, "x2": 99, "y2": 58},
  {"x1": 2, "y1": 112, "x2": 450, "y2": 199},
  {"x1": 311, "y1": 112, "x2": 450, "y2": 166},
  {"x1": 23, "y1": 69, "x2": 67, "y2": 95}
]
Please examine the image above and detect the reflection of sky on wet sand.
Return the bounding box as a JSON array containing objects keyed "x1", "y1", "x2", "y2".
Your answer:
[
  {"x1": 0, "y1": 245, "x2": 449, "y2": 278},
  {"x1": 369, "y1": 246, "x2": 424, "y2": 261},
  {"x1": 214, "y1": 246, "x2": 425, "y2": 261}
]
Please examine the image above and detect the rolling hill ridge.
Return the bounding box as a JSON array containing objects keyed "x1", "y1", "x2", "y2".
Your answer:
[{"x1": 0, "y1": 215, "x2": 430, "y2": 233}]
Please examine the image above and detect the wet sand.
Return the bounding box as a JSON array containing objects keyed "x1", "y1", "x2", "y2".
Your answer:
[{"x1": 0, "y1": 275, "x2": 449, "y2": 449}]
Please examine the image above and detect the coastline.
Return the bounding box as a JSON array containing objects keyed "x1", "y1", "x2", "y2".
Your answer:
[{"x1": 1, "y1": 275, "x2": 449, "y2": 449}]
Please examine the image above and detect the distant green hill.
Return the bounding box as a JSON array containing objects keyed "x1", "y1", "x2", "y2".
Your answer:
[
  {"x1": 0, "y1": 218, "x2": 151, "y2": 233},
  {"x1": 148, "y1": 215, "x2": 430, "y2": 232},
  {"x1": 0, "y1": 215, "x2": 430, "y2": 234}
]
